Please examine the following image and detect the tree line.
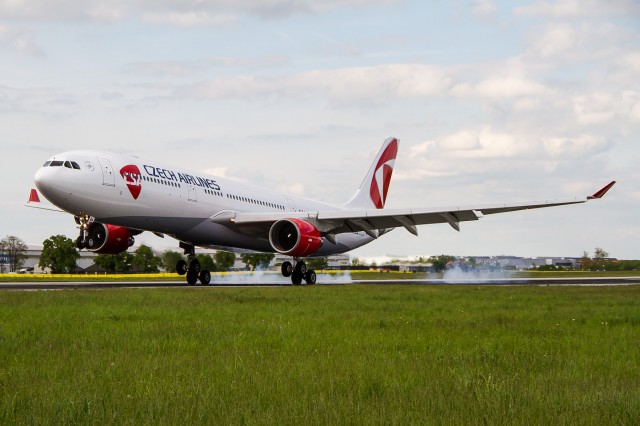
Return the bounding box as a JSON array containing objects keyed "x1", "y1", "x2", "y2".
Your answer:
[
  {"x1": 5, "y1": 233, "x2": 636, "y2": 274},
  {"x1": 0, "y1": 234, "x2": 289, "y2": 274},
  {"x1": 36, "y1": 235, "x2": 257, "y2": 273}
]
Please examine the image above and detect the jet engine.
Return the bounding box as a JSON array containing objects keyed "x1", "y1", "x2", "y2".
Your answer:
[
  {"x1": 269, "y1": 218, "x2": 323, "y2": 257},
  {"x1": 83, "y1": 223, "x2": 135, "y2": 254}
]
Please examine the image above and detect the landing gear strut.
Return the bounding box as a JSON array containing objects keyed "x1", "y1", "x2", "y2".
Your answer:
[
  {"x1": 75, "y1": 215, "x2": 94, "y2": 250},
  {"x1": 178, "y1": 242, "x2": 211, "y2": 286},
  {"x1": 282, "y1": 259, "x2": 316, "y2": 285}
]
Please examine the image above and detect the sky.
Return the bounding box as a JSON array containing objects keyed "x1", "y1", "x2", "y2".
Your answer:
[{"x1": 1, "y1": 0, "x2": 638, "y2": 260}]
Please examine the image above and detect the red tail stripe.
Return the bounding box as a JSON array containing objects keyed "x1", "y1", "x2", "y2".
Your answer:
[{"x1": 375, "y1": 139, "x2": 398, "y2": 170}]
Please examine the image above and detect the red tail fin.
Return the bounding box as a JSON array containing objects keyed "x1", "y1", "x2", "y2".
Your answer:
[{"x1": 345, "y1": 137, "x2": 399, "y2": 210}]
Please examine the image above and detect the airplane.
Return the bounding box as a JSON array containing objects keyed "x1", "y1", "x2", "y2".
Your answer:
[{"x1": 28, "y1": 137, "x2": 616, "y2": 285}]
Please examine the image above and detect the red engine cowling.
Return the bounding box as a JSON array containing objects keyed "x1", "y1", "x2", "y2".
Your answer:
[
  {"x1": 269, "y1": 218, "x2": 323, "y2": 257},
  {"x1": 85, "y1": 223, "x2": 135, "y2": 254}
]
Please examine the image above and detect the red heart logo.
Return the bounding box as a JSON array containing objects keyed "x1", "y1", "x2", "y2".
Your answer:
[{"x1": 120, "y1": 165, "x2": 142, "y2": 200}]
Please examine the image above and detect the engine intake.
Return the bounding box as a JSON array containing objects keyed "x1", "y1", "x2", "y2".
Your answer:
[
  {"x1": 85, "y1": 223, "x2": 135, "y2": 254},
  {"x1": 269, "y1": 218, "x2": 322, "y2": 257}
]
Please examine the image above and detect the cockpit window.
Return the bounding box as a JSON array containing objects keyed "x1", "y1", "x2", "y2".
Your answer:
[{"x1": 47, "y1": 160, "x2": 81, "y2": 169}]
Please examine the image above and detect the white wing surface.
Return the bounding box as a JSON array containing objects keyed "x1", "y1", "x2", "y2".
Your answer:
[{"x1": 210, "y1": 181, "x2": 616, "y2": 239}]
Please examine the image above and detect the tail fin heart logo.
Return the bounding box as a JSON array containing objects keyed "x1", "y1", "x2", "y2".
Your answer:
[
  {"x1": 369, "y1": 139, "x2": 398, "y2": 209},
  {"x1": 120, "y1": 165, "x2": 142, "y2": 200}
]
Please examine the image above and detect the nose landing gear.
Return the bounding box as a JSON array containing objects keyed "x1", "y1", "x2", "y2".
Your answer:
[{"x1": 75, "y1": 215, "x2": 94, "y2": 250}]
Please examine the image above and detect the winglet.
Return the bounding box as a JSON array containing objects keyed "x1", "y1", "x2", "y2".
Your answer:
[
  {"x1": 588, "y1": 181, "x2": 616, "y2": 199},
  {"x1": 28, "y1": 188, "x2": 41, "y2": 203}
]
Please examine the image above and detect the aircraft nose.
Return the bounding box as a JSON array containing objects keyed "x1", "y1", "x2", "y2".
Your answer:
[
  {"x1": 34, "y1": 163, "x2": 64, "y2": 202},
  {"x1": 34, "y1": 166, "x2": 46, "y2": 188}
]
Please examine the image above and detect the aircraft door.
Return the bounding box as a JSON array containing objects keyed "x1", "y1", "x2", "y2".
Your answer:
[
  {"x1": 188, "y1": 185, "x2": 197, "y2": 202},
  {"x1": 285, "y1": 196, "x2": 297, "y2": 211},
  {"x1": 98, "y1": 158, "x2": 115, "y2": 187}
]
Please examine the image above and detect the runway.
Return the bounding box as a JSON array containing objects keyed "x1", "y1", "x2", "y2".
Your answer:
[{"x1": 1, "y1": 276, "x2": 640, "y2": 290}]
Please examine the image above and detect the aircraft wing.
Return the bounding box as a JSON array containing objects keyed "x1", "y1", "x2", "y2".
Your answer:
[{"x1": 210, "y1": 181, "x2": 616, "y2": 239}]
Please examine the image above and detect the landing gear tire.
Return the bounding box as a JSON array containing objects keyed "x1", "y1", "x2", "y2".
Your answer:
[
  {"x1": 295, "y1": 261, "x2": 307, "y2": 275},
  {"x1": 281, "y1": 261, "x2": 293, "y2": 277},
  {"x1": 304, "y1": 269, "x2": 317, "y2": 285},
  {"x1": 199, "y1": 270, "x2": 211, "y2": 286},
  {"x1": 189, "y1": 259, "x2": 201, "y2": 274},
  {"x1": 176, "y1": 260, "x2": 188, "y2": 275},
  {"x1": 186, "y1": 271, "x2": 198, "y2": 286},
  {"x1": 291, "y1": 271, "x2": 303, "y2": 285}
]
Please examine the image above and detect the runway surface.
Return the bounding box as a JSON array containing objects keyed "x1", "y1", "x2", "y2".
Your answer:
[{"x1": 2, "y1": 276, "x2": 640, "y2": 290}]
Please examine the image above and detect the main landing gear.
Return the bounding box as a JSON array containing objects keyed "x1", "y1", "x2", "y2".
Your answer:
[
  {"x1": 176, "y1": 243, "x2": 211, "y2": 286},
  {"x1": 281, "y1": 259, "x2": 316, "y2": 285}
]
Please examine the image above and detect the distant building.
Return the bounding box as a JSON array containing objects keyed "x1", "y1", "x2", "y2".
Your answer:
[
  {"x1": 6, "y1": 245, "x2": 590, "y2": 275},
  {"x1": 9, "y1": 245, "x2": 98, "y2": 274},
  {"x1": 4, "y1": 245, "x2": 350, "y2": 274}
]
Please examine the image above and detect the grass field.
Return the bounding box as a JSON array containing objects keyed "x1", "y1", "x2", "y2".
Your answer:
[
  {"x1": 1, "y1": 285, "x2": 639, "y2": 425},
  {"x1": 1, "y1": 269, "x2": 639, "y2": 282}
]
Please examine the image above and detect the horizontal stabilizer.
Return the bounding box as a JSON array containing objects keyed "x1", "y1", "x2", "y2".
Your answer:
[{"x1": 25, "y1": 188, "x2": 64, "y2": 212}]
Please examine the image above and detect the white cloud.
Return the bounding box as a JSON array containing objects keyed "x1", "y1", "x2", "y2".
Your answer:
[
  {"x1": 515, "y1": 0, "x2": 640, "y2": 19},
  {"x1": 451, "y1": 76, "x2": 552, "y2": 99},
  {"x1": 630, "y1": 103, "x2": 640, "y2": 123},
  {"x1": 279, "y1": 182, "x2": 305, "y2": 195},
  {"x1": 543, "y1": 135, "x2": 610, "y2": 156},
  {"x1": 397, "y1": 123, "x2": 618, "y2": 185},
  {"x1": 622, "y1": 52, "x2": 640, "y2": 72},
  {"x1": 471, "y1": 0, "x2": 496, "y2": 19},
  {"x1": 439, "y1": 128, "x2": 530, "y2": 159},
  {"x1": 0, "y1": 0, "x2": 400, "y2": 25},
  {"x1": 0, "y1": 24, "x2": 43, "y2": 56},
  {"x1": 174, "y1": 64, "x2": 451, "y2": 103},
  {"x1": 125, "y1": 61, "x2": 197, "y2": 77},
  {"x1": 572, "y1": 94, "x2": 615, "y2": 125},
  {"x1": 207, "y1": 55, "x2": 288, "y2": 69},
  {"x1": 524, "y1": 22, "x2": 630, "y2": 64},
  {"x1": 203, "y1": 167, "x2": 230, "y2": 178},
  {"x1": 572, "y1": 91, "x2": 640, "y2": 126},
  {"x1": 142, "y1": 11, "x2": 237, "y2": 27},
  {"x1": 529, "y1": 23, "x2": 577, "y2": 58},
  {"x1": 0, "y1": 85, "x2": 78, "y2": 114}
]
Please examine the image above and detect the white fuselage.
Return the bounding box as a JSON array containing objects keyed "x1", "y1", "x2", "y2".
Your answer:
[{"x1": 34, "y1": 150, "x2": 374, "y2": 255}]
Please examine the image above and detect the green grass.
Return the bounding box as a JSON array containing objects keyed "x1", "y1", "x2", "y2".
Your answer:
[
  {"x1": 1, "y1": 269, "x2": 638, "y2": 283},
  {"x1": 350, "y1": 270, "x2": 640, "y2": 280},
  {"x1": 1, "y1": 285, "x2": 639, "y2": 425}
]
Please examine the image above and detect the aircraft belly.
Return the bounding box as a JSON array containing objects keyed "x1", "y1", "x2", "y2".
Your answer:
[{"x1": 176, "y1": 221, "x2": 274, "y2": 252}]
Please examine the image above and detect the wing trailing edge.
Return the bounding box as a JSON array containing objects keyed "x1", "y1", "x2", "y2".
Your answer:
[{"x1": 211, "y1": 181, "x2": 615, "y2": 239}]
